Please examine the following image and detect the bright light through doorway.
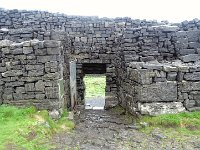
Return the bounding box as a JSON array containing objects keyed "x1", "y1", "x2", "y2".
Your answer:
[{"x1": 83, "y1": 75, "x2": 106, "y2": 110}]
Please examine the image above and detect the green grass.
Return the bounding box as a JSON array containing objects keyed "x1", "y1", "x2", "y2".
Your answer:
[
  {"x1": 83, "y1": 75, "x2": 106, "y2": 99},
  {"x1": 138, "y1": 111, "x2": 200, "y2": 135},
  {"x1": 0, "y1": 105, "x2": 74, "y2": 150}
]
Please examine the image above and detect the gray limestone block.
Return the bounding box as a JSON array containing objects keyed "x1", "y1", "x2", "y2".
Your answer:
[
  {"x1": 23, "y1": 47, "x2": 33, "y2": 54},
  {"x1": 180, "y1": 54, "x2": 200, "y2": 63},
  {"x1": 155, "y1": 25, "x2": 179, "y2": 32},
  {"x1": 154, "y1": 70, "x2": 166, "y2": 78},
  {"x1": 25, "y1": 83, "x2": 35, "y2": 92},
  {"x1": 188, "y1": 42, "x2": 200, "y2": 49},
  {"x1": 35, "y1": 80, "x2": 45, "y2": 92},
  {"x1": 196, "y1": 100, "x2": 200, "y2": 107},
  {"x1": 28, "y1": 70, "x2": 44, "y2": 77},
  {"x1": 23, "y1": 93, "x2": 36, "y2": 99},
  {"x1": 142, "y1": 63, "x2": 163, "y2": 70},
  {"x1": 0, "y1": 40, "x2": 13, "y2": 48},
  {"x1": 19, "y1": 77, "x2": 40, "y2": 83},
  {"x1": 3, "y1": 87, "x2": 13, "y2": 94},
  {"x1": 163, "y1": 65, "x2": 178, "y2": 72},
  {"x1": 138, "y1": 102, "x2": 185, "y2": 116},
  {"x1": 45, "y1": 87, "x2": 59, "y2": 99},
  {"x1": 44, "y1": 40, "x2": 60, "y2": 48},
  {"x1": 0, "y1": 67, "x2": 6, "y2": 73},
  {"x1": 175, "y1": 31, "x2": 187, "y2": 38},
  {"x1": 0, "y1": 93, "x2": 2, "y2": 104},
  {"x1": 187, "y1": 30, "x2": 200, "y2": 42},
  {"x1": 23, "y1": 41, "x2": 31, "y2": 47},
  {"x1": 179, "y1": 49, "x2": 196, "y2": 55},
  {"x1": 27, "y1": 54, "x2": 36, "y2": 60},
  {"x1": 37, "y1": 55, "x2": 58, "y2": 63},
  {"x1": 154, "y1": 77, "x2": 167, "y2": 82},
  {"x1": 25, "y1": 64, "x2": 44, "y2": 71},
  {"x1": 176, "y1": 38, "x2": 188, "y2": 49},
  {"x1": 1, "y1": 47, "x2": 10, "y2": 54},
  {"x1": 15, "y1": 87, "x2": 25, "y2": 94},
  {"x1": 140, "y1": 56, "x2": 155, "y2": 62},
  {"x1": 51, "y1": 31, "x2": 66, "y2": 41},
  {"x1": 177, "y1": 72, "x2": 184, "y2": 81},
  {"x1": 36, "y1": 93, "x2": 45, "y2": 100},
  {"x1": 184, "y1": 99, "x2": 196, "y2": 109},
  {"x1": 177, "y1": 65, "x2": 189, "y2": 72},
  {"x1": 167, "y1": 72, "x2": 177, "y2": 81},
  {"x1": 2, "y1": 93, "x2": 13, "y2": 100},
  {"x1": 136, "y1": 81, "x2": 177, "y2": 102},
  {"x1": 35, "y1": 48, "x2": 47, "y2": 55},
  {"x1": 13, "y1": 93, "x2": 24, "y2": 100},
  {"x1": 179, "y1": 81, "x2": 200, "y2": 92},
  {"x1": 47, "y1": 47, "x2": 60, "y2": 55},
  {"x1": 128, "y1": 69, "x2": 153, "y2": 85},
  {"x1": 2, "y1": 70, "x2": 23, "y2": 77},
  {"x1": 184, "y1": 72, "x2": 200, "y2": 81},
  {"x1": 43, "y1": 72, "x2": 60, "y2": 80},
  {"x1": 12, "y1": 48, "x2": 23, "y2": 55}
]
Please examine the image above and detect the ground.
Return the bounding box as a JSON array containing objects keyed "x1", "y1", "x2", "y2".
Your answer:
[
  {"x1": 51, "y1": 107, "x2": 200, "y2": 150},
  {"x1": 1, "y1": 76, "x2": 200, "y2": 150}
]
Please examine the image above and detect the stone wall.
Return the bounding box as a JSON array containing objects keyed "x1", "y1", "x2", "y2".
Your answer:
[
  {"x1": 0, "y1": 39, "x2": 64, "y2": 110},
  {"x1": 0, "y1": 8, "x2": 200, "y2": 115}
]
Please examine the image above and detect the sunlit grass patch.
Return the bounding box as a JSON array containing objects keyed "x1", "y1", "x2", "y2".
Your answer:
[
  {"x1": 0, "y1": 105, "x2": 74, "y2": 150},
  {"x1": 83, "y1": 74, "x2": 106, "y2": 99},
  {"x1": 138, "y1": 111, "x2": 200, "y2": 135}
]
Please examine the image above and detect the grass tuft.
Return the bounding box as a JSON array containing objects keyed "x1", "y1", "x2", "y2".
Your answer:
[
  {"x1": 138, "y1": 111, "x2": 200, "y2": 135},
  {"x1": 0, "y1": 105, "x2": 74, "y2": 150}
]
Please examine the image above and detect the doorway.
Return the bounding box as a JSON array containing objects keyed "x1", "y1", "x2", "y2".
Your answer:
[{"x1": 83, "y1": 74, "x2": 106, "y2": 110}]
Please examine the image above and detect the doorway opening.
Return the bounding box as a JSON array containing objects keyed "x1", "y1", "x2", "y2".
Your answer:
[
  {"x1": 83, "y1": 74, "x2": 106, "y2": 110},
  {"x1": 81, "y1": 63, "x2": 107, "y2": 110}
]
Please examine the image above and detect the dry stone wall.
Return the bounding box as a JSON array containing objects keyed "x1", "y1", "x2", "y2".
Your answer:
[
  {"x1": 0, "y1": 8, "x2": 200, "y2": 115},
  {"x1": 0, "y1": 39, "x2": 64, "y2": 110}
]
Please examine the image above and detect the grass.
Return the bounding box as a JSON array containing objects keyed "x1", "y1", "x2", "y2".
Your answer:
[
  {"x1": 83, "y1": 74, "x2": 106, "y2": 99},
  {"x1": 0, "y1": 105, "x2": 74, "y2": 150},
  {"x1": 138, "y1": 111, "x2": 200, "y2": 135}
]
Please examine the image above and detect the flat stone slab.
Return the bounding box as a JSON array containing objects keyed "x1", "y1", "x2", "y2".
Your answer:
[
  {"x1": 85, "y1": 96, "x2": 105, "y2": 110},
  {"x1": 138, "y1": 102, "x2": 186, "y2": 116}
]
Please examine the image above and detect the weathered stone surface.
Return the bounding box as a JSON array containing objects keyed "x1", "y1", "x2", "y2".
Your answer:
[
  {"x1": 138, "y1": 102, "x2": 185, "y2": 116},
  {"x1": 128, "y1": 69, "x2": 153, "y2": 85},
  {"x1": 180, "y1": 81, "x2": 200, "y2": 92},
  {"x1": 184, "y1": 72, "x2": 200, "y2": 81},
  {"x1": 167, "y1": 72, "x2": 177, "y2": 81},
  {"x1": 47, "y1": 48, "x2": 60, "y2": 55},
  {"x1": 0, "y1": 40, "x2": 13, "y2": 47},
  {"x1": 44, "y1": 40, "x2": 60, "y2": 48},
  {"x1": 180, "y1": 54, "x2": 200, "y2": 63},
  {"x1": 35, "y1": 80, "x2": 45, "y2": 92},
  {"x1": 25, "y1": 83, "x2": 35, "y2": 92},
  {"x1": 0, "y1": 9, "x2": 200, "y2": 115},
  {"x1": 136, "y1": 82, "x2": 177, "y2": 102},
  {"x1": 45, "y1": 87, "x2": 59, "y2": 99},
  {"x1": 2, "y1": 70, "x2": 23, "y2": 77},
  {"x1": 23, "y1": 47, "x2": 33, "y2": 54},
  {"x1": 15, "y1": 87, "x2": 25, "y2": 94}
]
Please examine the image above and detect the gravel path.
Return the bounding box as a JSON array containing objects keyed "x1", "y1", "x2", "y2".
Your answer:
[{"x1": 51, "y1": 108, "x2": 200, "y2": 150}]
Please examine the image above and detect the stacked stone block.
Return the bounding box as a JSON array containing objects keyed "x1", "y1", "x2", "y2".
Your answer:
[
  {"x1": 0, "y1": 39, "x2": 64, "y2": 110},
  {"x1": 0, "y1": 8, "x2": 200, "y2": 115},
  {"x1": 118, "y1": 60, "x2": 200, "y2": 115}
]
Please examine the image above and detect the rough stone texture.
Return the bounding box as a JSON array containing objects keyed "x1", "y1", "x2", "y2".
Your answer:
[
  {"x1": 138, "y1": 102, "x2": 186, "y2": 116},
  {"x1": 136, "y1": 82, "x2": 177, "y2": 102},
  {"x1": 0, "y1": 8, "x2": 200, "y2": 115},
  {"x1": 0, "y1": 39, "x2": 64, "y2": 110}
]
